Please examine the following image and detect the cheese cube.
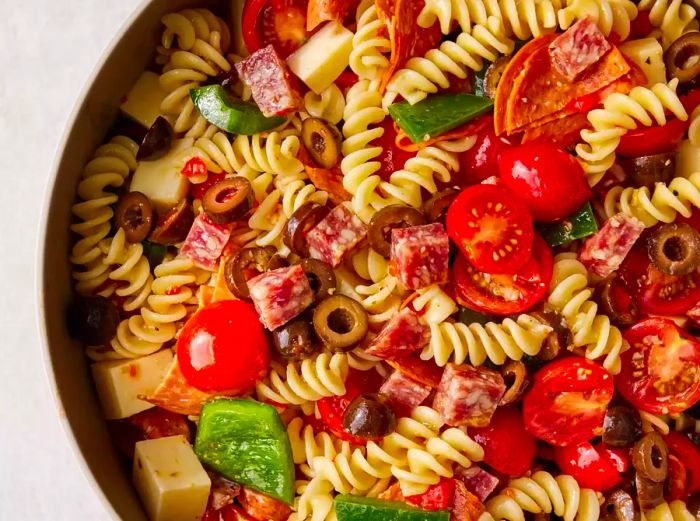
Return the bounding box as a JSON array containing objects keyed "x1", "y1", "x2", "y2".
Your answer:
[
  {"x1": 120, "y1": 71, "x2": 169, "y2": 128},
  {"x1": 677, "y1": 139, "x2": 700, "y2": 179},
  {"x1": 91, "y1": 349, "x2": 173, "y2": 419},
  {"x1": 620, "y1": 38, "x2": 666, "y2": 86},
  {"x1": 130, "y1": 138, "x2": 193, "y2": 213},
  {"x1": 286, "y1": 21, "x2": 353, "y2": 94},
  {"x1": 133, "y1": 435, "x2": 211, "y2": 521}
]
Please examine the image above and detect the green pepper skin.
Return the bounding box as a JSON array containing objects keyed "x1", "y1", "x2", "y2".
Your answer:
[
  {"x1": 335, "y1": 495, "x2": 450, "y2": 521},
  {"x1": 538, "y1": 202, "x2": 599, "y2": 247},
  {"x1": 190, "y1": 85, "x2": 286, "y2": 135},
  {"x1": 141, "y1": 240, "x2": 166, "y2": 271},
  {"x1": 388, "y1": 93, "x2": 494, "y2": 144},
  {"x1": 194, "y1": 398, "x2": 295, "y2": 504}
]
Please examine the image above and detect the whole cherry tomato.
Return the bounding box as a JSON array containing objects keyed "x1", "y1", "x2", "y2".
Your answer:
[
  {"x1": 523, "y1": 358, "x2": 614, "y2": 447},
  {"x1": 177, "y1": 300, "x2": 270, "y2": 393},
  {"x1": 554, "y1": 442, "x2": 628, "y2": 491},
  {"x1": 452, "y1": 235, "x2": 553, "y2": 316},
  {"x1": 457, "y1": 122, "x2": 512, "y2": 186},
  {"x1": 242, "y1": 0, "x2": 310, "y2": 57},
  {"x1": 447, "y1": 184, "x2": 534, "y2": 274},
  {"x1": 616, "y1": 318, "x2": 700, "y2": 415},
  {"x1": 405, "y1": 479, "x2": 456, "y2": 511},
  {"x1": 665, "y1": 432, "x2": 700, "y2": 495},
  {"x1": 471, "y1": 406, "x2": 536, "y2": 477},
  {"x1": 497, "y1": 142, "x2": 591, "y2": 223}
]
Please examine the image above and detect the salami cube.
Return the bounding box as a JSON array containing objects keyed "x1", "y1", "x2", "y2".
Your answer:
[
  {"x1": 247, "y1": 264, "x2": 313, "y2": 330},
  {"x1": 579, "y1": 213, "x2": 644, "y2": 278},
  {"x1": 391, "y1": 223, "x2": 449, "y2": 290},
  {"x1": 181, "y1": 213, "x2": 233, "y2": 270},
  {"x1": 379, "y1": 370, "x2": 432, "y2": 415},
  {"x1": 307, "y1": 204, "x2": 368, "y2": 267},
  {"x1": 455, "y1": 466, "x2": 500, "y2": 502},
  {"x1": 549, "y1": 18, "x2": 611, "y2": 81},
  {"x1": 239, "y1": 487, "x2": 291, "y2": 521},
  {"x1": 433, "y1": 363, "x2": 505, "y2": 427},
  {"x1": 452, "y1": 480, "x2": 486, "y2": 521},
  {"x1": 235, "y1": 45, "x2": 302, "y2": 117},
  {"x1": 366, "y1": 308, "x2": 431, "y2": 359},
  {"x1": 209, "y1": 474, "x2": 241, "y2": 511}
]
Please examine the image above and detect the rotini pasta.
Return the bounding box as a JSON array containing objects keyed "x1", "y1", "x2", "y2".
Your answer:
[
  {"x1": 637, "y1": 0, "x2": 699, "y2": 48},
  {"x1": 641, "y1": 500, "x2": 695, "y2": 521},
  {"x1": 619, "y1": 38, "x2": 667, "y2": 85},
  {"x1": 557, "y1": 0, "x2": 638, "y2": 40},
  {"x1": 349, "y1": 0, "x2": 391, "y2": 81},
  {"x1": 304, "y1": 84, "x2": 346, "y2": 125},
  {"x1": 411, "y1": 285, "x2": 458, "y2": 324}
]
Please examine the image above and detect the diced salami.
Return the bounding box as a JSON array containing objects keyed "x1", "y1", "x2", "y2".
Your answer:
[
  {"x1": 454, "y1": 466, "x2": 500, "y2": 503},
  {"x1": 143, "y1": 359, "x2": 216, "y2": 416},
  {"x1": 365, "y1": 308, "x2": 431, "y2": 359},
  {"x1": 128, "y1": 408, "x2": 192, "y2": 442},
  {"x1": 432, "y1": 363, "x2": 505, "y2": 427},
  {"x1": 379, "y1": 370, "x2": 432, "y2": 414},
  {"x1": 451, "y1": 480, "x2": 486, "y2": 521},
  {"x1": 307, "y1": 204, "x2": 368, "y2": 267},
  {"x1": 578, "y1": 212, "x2": 644, "y2": 278},
  {"x1": 247, "y1": 264, "x2": 313, "y2": 330},
  {"x1": 549, "y1": 18, "x2": 612, "y2": 81},
  {"x1": 208, "y1": 473, "x2": 241, "y2": 511},
  {"x1": 239, "y1": 487, "x2": 292, "y2": 521},
  {"x1": 391, "y1": 223, "x2": 449, "y2": 290},
  {"x1": 181, "y1": 213, "x2": 233, "y2": 270},
  {"x1": 235, "y1": 45, "x2": 302, "y2": 117}
]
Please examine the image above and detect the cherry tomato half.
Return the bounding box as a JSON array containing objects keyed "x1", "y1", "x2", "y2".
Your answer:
[
  {"x1": 375, "y1": 119, "x2": 415, "y2": 179},
  {"x1": 616, "y1": 318, "x2": 700, "y2": 415},
  {"x1": 471, "y1": 406, "x2": 536, "y2": 477},
  {"x1": 523, "y1": 358, "x2": 614, "y2": 447},
  {"x1": 452, "y1": 234, "x2": 552, "y2": 316},
  {"x1": 242, "y1": 0, "x2": 310, "y2": 57},
  {"x1": 447, "y1": 184, "x2": 534, "y2": 274},
  {"x1": 665, "y1": 432, "x2": 700, "y2": 495},
  {"x1": 554, "y1": 442, "x2": 628, "y2": 491},
  {"x1": 667, "y1": 454, "x2": 689, "y2": 501},
  {"x1": 457, "y1": 122, "x2": 512, "y2": 186},
  {"x1": 177, "y1": 300, "x2": 270, "y2": 393},
  {"x1": 190, "y1": 172, "x2": 226, "y2": 200},
  {"x1": 405, "y1": 479, "x2": 456, "y2": 511},
  {"x1": 497, "y1": 142, "x2": 591, "y2": 223}
]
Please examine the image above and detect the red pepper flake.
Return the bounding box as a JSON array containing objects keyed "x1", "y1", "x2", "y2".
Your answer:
[
  {"x1": 181, "y1": 157, "x2": 208, "y2": 179},
  {"x1": 165, "y1": 287, "x2": 182, "y2": 295}
]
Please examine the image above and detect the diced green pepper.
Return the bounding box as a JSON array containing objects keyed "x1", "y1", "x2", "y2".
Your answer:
[
  {"x1": 194, "y1": 398, "x2": 294, "y2": 504},
  {"x1": 388, "y1": 93, "x2": 494, "y2": 143},
  {"x1": 473, "y1": 68, "x2": 488, "y2": 98},
  {"x1": 458, "y1": 307, "x2": 495, "y2": 326},
  {"x1": 335, "y1": 495, "x2": 450, "y2": 521},
  {"x1": 538, "y1": 202, "x2": 598, "y2": 247},
  {"x1": 190, "y1": 85, "x2": 286, "y2": 135},
  {"x1": 141, "y1": 240, "x2": 166, "y2": 271}
]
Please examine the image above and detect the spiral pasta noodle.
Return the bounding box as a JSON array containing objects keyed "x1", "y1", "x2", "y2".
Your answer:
[
  {"x1": 275, "y1": 170, "x2": 329, "y2": 218},
  {"x1": 547, "y1": 254, "x2": 626, "y2": 374},
  {"x1": 557, "y1": 0, "x2": 638, "y2": 40},
  {"x1": 576, "y1": 80, "x2": 687, "y2": 186},
  {"x1": 304, "y1": 85, "x2": 346, "y2": 125},
  {"x1": 349, "y1": 0, "x2": 391, "y2": 81},
  {"x1": 637, "y1": 0, "x2": 698, "y2": 48},
  {"x1": 689, "y1": 106, "x2": 700, "y2": 147},
  {"x1": 287, "y1": 418, "x2": 353, "y2": 479},
  {"x1": 642, "y1": 500, "x2": 695, "y2": 521},
  {"x1": 355, "y1": 276, "x2": 404, "y2": 326},
  {"x1": 483, "y1": 471, "x2": 600, "y2": 521},
  {"x1": 290, "y1": 477, "x2": 337, "y2": 521},
  {"x1": 411, "y1": 285, "x2": 458, "y2": 324}
]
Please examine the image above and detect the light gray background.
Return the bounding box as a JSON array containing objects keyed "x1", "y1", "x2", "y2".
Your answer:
[{"x1": 0, "y1": 1, "x2": 142, "y2": 518}]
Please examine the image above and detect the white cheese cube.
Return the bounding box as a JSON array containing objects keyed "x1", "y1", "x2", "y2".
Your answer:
[
  {"x1": 130, "y1": 138, "x2": 193, "y2": 213},
  {"x1": 133, "y1": 435, "x2": 211, "y2": 521},
  {"x1": 287, "y1": 21, "x2": 353, "y2": 94},
  {"x1": 91, "y1": 349, "x2": 173, "y2": 420},
  {"x1": 120, "y1": 71, "x2": 169, "y2": 128},
  {"x1": 677, "y1": 139, "x2": 700, "y2": 179},
  {"x1": 620, "y1": 38, "x2": 666, "y2": 86}
]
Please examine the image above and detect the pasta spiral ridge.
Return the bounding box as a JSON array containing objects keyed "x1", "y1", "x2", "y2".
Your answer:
[
  {"x1": 349, "y1": 0, "x2": 391, "y2": 81},
  {"x1": 247, "y1": 188, "x2": 290, "y2": 256},
  {"x1": 275, "y1": 170, "x2": 329, "y2": 219},
  {"x1": 688, "y1": 106, "x2": 700, "y2": 147},
  {"x1": 557, "y1": 0, "x2": 638, "y2": 40},
  {"x1": 576, "y1": 80, "x2": 687, "y2": 186},
  {"x1": 287, "y1": 418, "x2": 353, "y2": 479},
  {"x1": 411, "y1": 285, "x2": 458, "y2": 324},
  {"x1": 547, "y1": 254, "x2": 626, "y2": 374},
  {"x1": 641, "y1": 501, "x2": 695, "y2": 521},
  {"x1": 304, "y1": 84, "x2": 346, "y2": 125},
  {"x1": 355, "y1": 276, "x2": 404, "y2": 326},
  {"x1": 637, "y1": 0, "x2": 698, "y2": 48},
  {"x1": 290, "y1": 477, "x2": 337, "y2": 521}
]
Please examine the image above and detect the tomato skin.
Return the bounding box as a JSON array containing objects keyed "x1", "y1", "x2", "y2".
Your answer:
[
  {"x1": 523, "y1": 358, "x2": 614, "y2": 447},
  {"x1": 629, "y1": 10, "x2": 653, "y2": 40},
  {"x1": 242, "y1": 0, "x2": 309, "y2": 57},
  {"x1": 405, "y1": 479, "x2": 456, "y2": 510},
  {"x1": 191, "y1": 172, "x2": 226, "y2": 200},
  {"x1": 203, "y1": 505, "x2": 254, "y2": 521},
  {"x1": 181, "y1": 157, "x2": 208, "y2": 179},
  {"x1": 497, "y1": 142, "x2": 591, "y2": 222},
  {"x1": 177, "y1": 301, "x2": 270, "y2": 393},
  {"x1": 375, "y1": 119, "x2": 415, "y2": 179},
  {"x1": 471, "y1": 406, "x2": 536, "y2": 477},
  {"x1": 447, "y1": 184, "x2": 535, "y2": 274},
  {"x1": 667, "y1": 454, "x2": 689, "y2": 501},
  {"x1": 554, "y1": 442, "x2": 628, "y2": 491},
  {"x1": 616, "y1": 318, "x2": 700, "y2": 415},
  {"x1": 452, "y1": 235, "x2": 553, "y2": 316},
  {"x1": 665, "y1": 432, "x2": 700, "y2": 495},
  {"x1": 457, "y1": 123, "x2": 512, "y2": 186}
]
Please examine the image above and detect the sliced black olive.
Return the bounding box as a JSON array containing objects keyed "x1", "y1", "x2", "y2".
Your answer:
[
  {"x1": 619, "y1": 153, "x2": 675, "y2": 189},
  {"x1": 202, "y1": 177, "x2": 253, "y2": 224},
  {"x1": 148, "y1": 199, "x2": 194, "y2": 245},
  {"x1": 284, "y1": 202, "x2": 329, "y2": 257},
  {"x1": 342, "y1": 393, "x2": 396, "y2": 439},
  {"x1": 603, "y1": 406, "x2": 642, "y2": 447},
  {"x1": 110, "y1": 114, "x2": 147, "y2": 143},
  {"x1": 635, "y1": 474, "x2": 665, "y2": 511},
  {"x1": 115, "y1": 191, "x2": 154, "y2": 243},
  {"x1": 224, "y1": 247, "x2": 286, "y2": 299},
  {"x1": 599, "y1": 275, "x2": 640, "y2": 327},
  {"x1": 665, "y1": 32, "x2": 700, "y2": 84},
  {"x1": 499, "y1": 360, "x2": 529, "y2": 405},
  {"x1": 368, "y1": 205, "x2": 426, "y2": 257},
  {"x1": 600, "y1": 490, "x2": 638, "y2": 521},
  {"x1": 136, "y1": 116, "x2": 174, "y2": 161},
  {"x1": 423, "y1": 188, "x2": 459, "y2": 224},
  {"x1": 529, "y1": 308, "x2": 571, "y2": 362},
  {"x1": 647, "y1": 223, "x2": 700, "y2": 275},
  {"x1": 297, "y1": 258, "x2": 336, "y2": 302},
  {"x1": 301, "y1": 117, "x2": 341, "y2": 169},
  {"x1": 271, "y1": 319, "x2": 317, "y2": 360},
  {"x1": 484, "y1": 56, "x2": 512, "y2": 99},
  {"x1": 66, "y1": 295, "x2": 120, "y2": 346},
  {"x1": 632, "y1": 432, "x2": 668, "y2": 482},
  {"x1": 313, "y1": 295, "x2": 368, "y2": 351}
]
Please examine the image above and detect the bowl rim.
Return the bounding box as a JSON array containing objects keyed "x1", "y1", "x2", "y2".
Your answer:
[{"x1": 35, "y1": 0, "x2": 153, "y2": 518}]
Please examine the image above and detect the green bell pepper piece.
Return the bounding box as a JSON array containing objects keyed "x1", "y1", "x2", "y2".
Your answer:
[
  {"x1": 190, "y1": 85, "x2": 286, "y2": 135},
  {"x1": 538, "y1": 202, "x2": 598, "y2": 247},
  {"x1": 473, "y1": 68, "x2": 488, "y2": 98},
  {"x1": 194, "y1": 398, "x2": 294, "y2": 504},
  {"x1": 388, "y1": 93, "x2": 494, "y2": 144},
  {"x1": 458, "y1": 307, "x2": 495, "y2": 326},
  {"x1": 335, "y1": 495, "x2": 450, "y2": 521},
  {"x1": 141, "y1": 240, "x2": 166, "y2": 271}
]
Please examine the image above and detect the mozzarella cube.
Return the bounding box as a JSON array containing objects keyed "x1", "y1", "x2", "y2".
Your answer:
[
  {"x1": 91, "y1": 349, "x2": 173, "y2": 419},
  {"x1": 120, "y1": 71, "x2": 169, "y2": 128},
  {"x1": 287, "y1": 21, "x2": 353, "y2": 94},
  {"x1": 130, "y1": 138, "x2": 193, "y2": 213},
  {"x1": 620, "y1": 38, "x2": 666, "y2": 86},
  {"x1": 133, "y1": 435, "x2": 211, "y2": 521}
]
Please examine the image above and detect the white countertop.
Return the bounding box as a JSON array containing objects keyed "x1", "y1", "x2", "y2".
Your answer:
[{"x1": 0, "y1": 1, "x2": 142, "y2": 519}]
